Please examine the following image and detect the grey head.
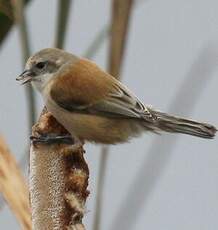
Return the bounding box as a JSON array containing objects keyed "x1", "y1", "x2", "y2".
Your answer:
[{"x1": 16, "y1": 48, "x2": 79, "y2": 91}]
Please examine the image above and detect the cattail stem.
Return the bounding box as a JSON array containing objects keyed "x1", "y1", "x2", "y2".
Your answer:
[{"x1": 29, "y1": 109, "x2": 89, "y2": 230}]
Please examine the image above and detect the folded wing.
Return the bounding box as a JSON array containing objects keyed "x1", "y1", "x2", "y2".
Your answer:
[{"x1": 50, "y1": 59, "x2": 156, "y2": 122}]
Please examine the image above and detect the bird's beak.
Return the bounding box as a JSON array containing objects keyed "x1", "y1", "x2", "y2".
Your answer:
[{"x1": 16, "y1": 69, "x2": 35, "y2": 85}]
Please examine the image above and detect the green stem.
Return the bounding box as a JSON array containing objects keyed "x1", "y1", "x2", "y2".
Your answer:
[
  {"x1": 16, "y1": 0, "x2": 36, "y2": 132},
  {"x1": 54, "y1": 0, "x2": 72, "y2": 49},
  {"x1": 84, "y1": 26, "x2": 109, "y2": 59}
]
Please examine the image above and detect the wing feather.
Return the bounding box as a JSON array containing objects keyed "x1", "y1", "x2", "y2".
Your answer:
[{"x1": 50, "y1": 59, "x2": 156, "y2": 122}]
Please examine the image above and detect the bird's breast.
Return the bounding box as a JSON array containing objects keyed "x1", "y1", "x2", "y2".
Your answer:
[{"x1": 44, "y1": 95, "x2": 143, "y2": 144}]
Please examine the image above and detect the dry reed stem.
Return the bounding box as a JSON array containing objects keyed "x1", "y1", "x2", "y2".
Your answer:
[
  {"x1": 30, "y1": 110, "x2": 89, "y2": 230},
  {"x1": 94, "y1": 1, "x2": 134, "y2": 230},
  {"x1": 108, "y1": 0, "x2": 134, "y2": 77},
  {"x1": 0, "y1": 136, "x2": 31, "y2": 230}
]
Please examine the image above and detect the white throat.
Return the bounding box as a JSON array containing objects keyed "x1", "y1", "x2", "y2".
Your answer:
[{"x1": 31, "y1": 73, "x2": 54, "y2": 93}]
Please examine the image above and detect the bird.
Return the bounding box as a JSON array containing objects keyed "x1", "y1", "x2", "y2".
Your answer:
[{"x1": 16, "y1": 48, "x2": 216, "y2": 147}]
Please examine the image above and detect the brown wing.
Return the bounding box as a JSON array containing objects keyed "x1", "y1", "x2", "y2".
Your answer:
[
  {"x1": 50, "y1": 59, "x2": 113, "y2": 109},
  {"x1": 50, "y1": 59, "x2": 156, "y2": 121}
]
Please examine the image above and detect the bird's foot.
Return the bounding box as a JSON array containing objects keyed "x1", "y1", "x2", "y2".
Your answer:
[{"x1": 30, "y1": 133, "x2": 74, "y2": 145}]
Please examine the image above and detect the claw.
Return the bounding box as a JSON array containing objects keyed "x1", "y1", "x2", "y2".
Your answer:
[{"x1": 30, "y1": 134, "x2": 74, "y2": 145}]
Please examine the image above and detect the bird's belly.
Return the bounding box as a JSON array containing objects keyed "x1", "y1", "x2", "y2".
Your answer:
[{"x1": 45, "y1": 100, "x2": 142, "y2": 144}]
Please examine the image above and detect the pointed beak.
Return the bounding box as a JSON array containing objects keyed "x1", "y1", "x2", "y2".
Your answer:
[{"x1": 16, "y1": 69, "x2": 35, "y2": 85}]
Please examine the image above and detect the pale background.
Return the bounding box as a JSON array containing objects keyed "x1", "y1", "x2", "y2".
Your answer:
[{"x1": 0, "y1": 0, "x2": 218, "y2": 229}]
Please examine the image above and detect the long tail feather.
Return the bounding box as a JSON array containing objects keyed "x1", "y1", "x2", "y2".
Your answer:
[{"x1": 146, "y1": 110, "x2": 217, "y2": 139}]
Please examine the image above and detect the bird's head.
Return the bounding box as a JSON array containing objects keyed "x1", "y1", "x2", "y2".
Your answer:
[{"x1": 16, "y1": 48, "x2": 78, "y2": 92}]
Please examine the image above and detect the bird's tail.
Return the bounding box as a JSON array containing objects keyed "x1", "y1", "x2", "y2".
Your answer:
[{"x1": 145, "y1": 110, "x2": 217, "y2": 139}]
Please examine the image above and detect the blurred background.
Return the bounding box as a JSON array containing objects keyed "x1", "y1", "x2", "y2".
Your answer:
[{"x1": 0, "y1": 0, "x2": 218, "y2": 229}]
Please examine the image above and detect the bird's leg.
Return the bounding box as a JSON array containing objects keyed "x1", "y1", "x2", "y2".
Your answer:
[{"x1": 30, "y1": 133, "x2": 74, "y2": 145}]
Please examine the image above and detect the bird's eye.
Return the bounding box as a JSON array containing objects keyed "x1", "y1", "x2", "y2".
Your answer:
[{"x1": 35, "y1": 62, "x2": 46, "y2": 69}]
